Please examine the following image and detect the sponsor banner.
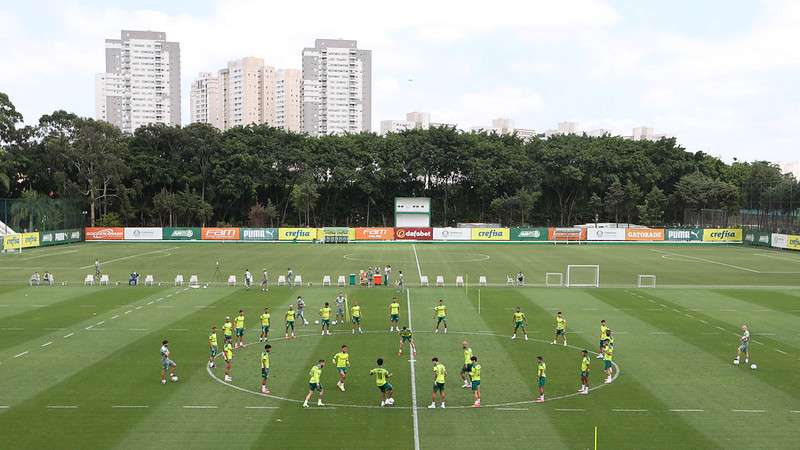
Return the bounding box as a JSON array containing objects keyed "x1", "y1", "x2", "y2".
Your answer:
[
  {"x1": 788, "y1": 235, "x2": 800, "y2": 251},
  {"x1": 85, "y1": 227, "x2": 124, "y2": 241},
  {"x1": 471, "y1": 227, "x2": 510, "y2": 241},
  {"x1": 665, "y1": 228, "x2": 703, "y2": 241},
  {"x1": 433, "y1": 227, "x2": 472, "y2": 241},
  {"x1": 163, "y1": 227, "x2": 201, "y2": 240},
  {"x1": 771, "y1": 233, "x2": 788, "y2": 249},
  {"x1": 40, "y1": 229, "x2": 82, "y2": 246},
  {"x1": 202, "y1": 227, "x2": 241, "y2": 241},
  {"x1": 278, "y1": 227, "x2": 317, "y2": 241},
  {"x1": 322, "y1": 227, "x2": 349, "y2": 244},
  {"x1": 744, "y1": 230, "x2": 771, "y2": 247},
  {"x1": 547, "y1": 227, "x2": 587, "y2": 241},
  {"x1": 586, "y1": 228, "x2": 626, "y2": 241},
  {"x1": 395, "y1": 227, "x2": 433, "y2": 241},
  {"x1": 240, "y1": 228, "x2": 278, "y2": 241},
  {"x1": 3, "y1": 232, "x2": 41, "y2": 250},
  {"x1": 510, "y1": 227, "x2": 548, "y2": 241},
  {"x1": 703, "y1": 228, "x2": 742, "y2": 242},
  {"x1": 124, "y1": 227, "x2": 163, "y2": 240},
  {"x1": 354, "y1": 227, "x2": 394, "y2": 241},
  {"x1": 625, "y1": 228, "x2": 665, "y2": 241}
]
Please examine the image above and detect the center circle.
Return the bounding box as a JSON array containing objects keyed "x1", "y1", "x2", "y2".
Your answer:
[{"x1": 343, "y1": 251, "x2": 491, "y2": 264}]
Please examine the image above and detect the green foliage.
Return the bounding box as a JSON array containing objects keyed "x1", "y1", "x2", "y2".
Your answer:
[{"x1": 95, "y1": 212, "x2": 122, "y2": 227}]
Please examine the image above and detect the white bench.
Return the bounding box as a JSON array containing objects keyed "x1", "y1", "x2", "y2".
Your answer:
[
  {"x1": 144, "y1": 275, "x2": 154, "y2": 286},
  {"x1": 455, "y1": 276, "x2": 464, "y2": 287},
  {"x1": 420, "y1": 275, "x2": 429, "y2": 286},
  {"x1": 435, "y1": 275, "x2": 445, "y2": 287},
  {"x1": 337, "y1": 275, "x2": 346, "y2": 287},
  {"x1": 174, "y1": 275, "x2": 184, "y2": 286},
  {"x1": 189, "y1": 275, "x2": 199, "y2": 287},
  {"x1": 294, "y1": 275, "x2": 303, "y2": 286},
  {"x1": 84, "y1": 274, "x2": 94, "y2": 286},
  {"x1": 228, "y1": 275, "x2": 237, "y2": 286},
  {"x1": 277, "y1": 275, "x2": 286, "y2": 286},
  {"x1": 99, "y1": 274, "x2": 110, "y2": 286},
  {"x1": 322, "y1": 275, "x2": 331, "y2": 286},
  {"x1": 479, "y1": 276, "x2": 487, "y2": 287}
]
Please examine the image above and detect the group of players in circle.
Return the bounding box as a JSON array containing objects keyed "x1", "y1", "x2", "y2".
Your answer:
[{"x1": 157, "y1": 294, "x2": 620, "y2": 407}]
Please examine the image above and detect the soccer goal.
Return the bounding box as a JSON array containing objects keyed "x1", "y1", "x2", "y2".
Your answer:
[
  {"x1": 565, "y1": 265, "x2": 599, "y2": 287},
  {"x1": 545, "y1": 272, "x2": 563, "y2": 287},
  {"x1": 637, "y1": 274, "x2": 656, "y2": 288}
]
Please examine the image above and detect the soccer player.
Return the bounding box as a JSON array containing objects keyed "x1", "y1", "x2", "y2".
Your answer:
[
  {"x1": 384, "y1": 265, "x2": 391, "y2": 287},
  {"x1": 734, "y1": 324, "x2": 750, "y2": 365},
  {"x1": 579, "y1": 350, "x2": 590, "y2": 394},
  {"x1": 333, "y1": 345, "x2": 350, "y2": 391},
  {"x1": 287, "y1": 268, "x2": 294, "y2": 287},
  {"x1": 296, "y1": 296, "x2": 307, "y2": 325},
  {"x1": 95, "y1": 259, "x2": 101, "y2": 276},
  {"x1": 160, "y1": 340, "x2": 177, "y2": 384},
  {"x1": 244, "y1": 269, "x2": 253, "y2": 289},
  {"x1": 429, "y1": 357, "x2": 447, "y2": 408},
  {"x1": 222, "y1": 316, "x2": 234, "y2": 345},
  {"x1": 397, "y1": 271, "x2": 404, "y2": 289},
  {"x1": 603, "y1": 342, "x2": 614, "y2": 383},
  {"x1": 335, "y1": 292, "x2": 346, "y2": 324},
  {"x1": 261, "y1": 344, "x2": 272, "y2": 394},
  {"x1": 536, "y1": 356, "x2": 546, "y2": 402},
  {"x1": 460, "y1": 341, "x2": 473, "y2": 388},
  {"x1": 552, "y1": 311, "x2": 567, "y2": 346},
  {"x1": 398, "y1": 326, "x2": 416, "y2": 356},
  {"x1": 208, "y1": 326, "x2": 218, "y2": 368},
  {"x1": 516, "y1": 271, "x2": 525, "y2": 286},
  {"x1": 512, "y1": 307, "x2": 528, "y2": 340},
  {"x1": 351, "y1": 300, "x2": 363, "y2": 334},
  {"x1": 285, "y1": 305, "x2": 296, "y2": 339},
  {"x1": 433, "y1": 299, "x2": 447, "y2": 333},
  {"x1": 259, "y1": 308, "x2": 271, "y2": 342},
  {"x1": 598, "y1": 320, "x2": 609, "y2": 359},
  {"x1": 320, "y1": 302, "x2": 332, "y2": 335},
  {"x1": 303, "y1": 360, "x2": 325, "y2": 407},
  {"x1": 260, "y1": 269, "x2": 269, "y2": 291},
  {"x1": 469, "y1": 356, "x2": 481, "y2": 407},
  {"x1": 389, "y1": 298, "x2": 401, "y2": 331},
  {"x1": 370, "y1": 358, "x2": 394, "y2": 406},
  {"x1": 223, "y1": 340, "x2": 234, "y2": 382},
  {"x1": 234, "y1": 309, "x2": 246, "y2": 348}
]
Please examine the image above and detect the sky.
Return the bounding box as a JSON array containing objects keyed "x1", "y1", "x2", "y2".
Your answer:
[{"x1": 1, "y1": 0, "x2": 798, "y2": 163}]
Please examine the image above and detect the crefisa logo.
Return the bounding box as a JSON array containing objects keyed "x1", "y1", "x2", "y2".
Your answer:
[
  {"x1": 710, "y1": 230, "x2": 736, "y2": 238},
  {"x1": 478, "y1": 229, "x2": 504, "y2": 237}
]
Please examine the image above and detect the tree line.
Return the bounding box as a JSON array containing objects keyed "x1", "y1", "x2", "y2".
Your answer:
[{"x1": 1, "y1": 92, "x2": 798, "y2": 230}]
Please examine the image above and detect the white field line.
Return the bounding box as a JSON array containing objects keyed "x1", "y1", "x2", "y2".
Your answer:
[
  {"x1": 111, "y1": 315, "x2": 119, "y2": 320},
  {"x1": 555, "y1": 408, "x2": 585, "y2": 412},
  {"x1": 47, "y1": 405, "x2": 78, "y2": 409},
  {"x1": 182, "y1": 405, "x2": 218, "y2": 409},
  {"x1": 669, "y1": 409, "x2": 704, "y2": 412},
  {"x1": 79, "y1": 247, "x2": 178, "y2": 269},
  {"x1": 775, "y1": 349, "x2": 788, "y2": 355},
  {"x1": 731, "y1": 409, "x2": 765, "y2": 413},
  {"x1": 63, "y1": 333, "x2": 74, "y2": 338},
  {"x1": 112, "y1": 405, "x2": 149, "y2": 409},
  {"x1": 13, "y1": 351, "x2": 28, "y2": 358},
  {"x1": 41, "y1": 341, "x2": 53, "y2": 347},
  {"x1": 406, "y1": 288, "x2": 421, "y2": 450},
  {"x1": 496, "y1": 407, "x2": 527, "y2": 411},
  {"x1": 651, "y1": 249, "x2": 761, "y2": 273},
  {"x1": 244, "y1": 406, "x2": 279, "y2": 410},
  {"x1": 412, "y1": 244, "x2": 423, "y2": 281},
  {"x1": 612, "y1": 409, "x2": 648, "y2": 412}
]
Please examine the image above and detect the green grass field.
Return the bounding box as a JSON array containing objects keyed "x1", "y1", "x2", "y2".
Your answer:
[{"x1": 1, "y1": 242, "x2": 799, "y2": 449}]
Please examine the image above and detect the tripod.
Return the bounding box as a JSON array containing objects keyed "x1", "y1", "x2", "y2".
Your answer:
[{"x1": 213, "y1": 261, "x2": 222, "y2": 282}]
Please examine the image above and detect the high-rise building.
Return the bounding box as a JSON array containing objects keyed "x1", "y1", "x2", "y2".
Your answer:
[
  {"x1": 492, "y1": 117, "x2": 515, "y2": 134},
  {"x1": 302, "y1": 39, "x2": 372, "y2": 135},
  {"x1": 189, "y1": 72, "x2": 222, "y2": 128},
  {"x1": 379, "y1": 112, "x2": 432, "y2": 135},
  {"x1": 275, "y1": 69, "x2": 302, "y2": 132},
  {"x1": 95, "y1": 30, "x2": 180, "y2": 133}
]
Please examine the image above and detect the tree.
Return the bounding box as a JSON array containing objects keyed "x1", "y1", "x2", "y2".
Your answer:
[
  {"x1": 0, "y1": 92, "x2": 23, "y2": 146},
  {"x1": 637, "y1": 186, "x2": 667, "y2": 226},
  {"x1": 10, "y1": 189, "x2": 49, "y2": 231},
  {"x1": 290, "y1": 177, "x2": 320, "y2": 226},
  {"x1": 153, "y1": 188, "x2": 178, "y2": 227},
  {"x1": 605, "y1": 179, "x2": 625, "y2": 225},
  {"x1": 248, "y1": 201, "x2": 279, "y2": 227}
]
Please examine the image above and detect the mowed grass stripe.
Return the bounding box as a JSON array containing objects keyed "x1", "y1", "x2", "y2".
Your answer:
[{"x1": 712, "y1": 289, "x2": 800, "y2": 317}]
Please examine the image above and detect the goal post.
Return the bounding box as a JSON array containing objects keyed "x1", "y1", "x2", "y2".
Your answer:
[
  {"x1": 545, "y1": 272, "x2": 563, "y2": 287},
  {"x1": 637, "y1": 274, "x2": 656, "y2": 288},
  {"x1": 565, "y1": 265, "x2": 599, "y2": 288}
]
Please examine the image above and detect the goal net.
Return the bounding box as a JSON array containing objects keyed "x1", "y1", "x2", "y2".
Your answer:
[
  {"x1": 565, "y1": 265, "x2": 599, "y2": 287},
  {"x1": 637, "y1": 274, "x2": 656, "y2": 288},
  {"x1": 545, "y1": 272, "x2": 563, "y2": 287}
]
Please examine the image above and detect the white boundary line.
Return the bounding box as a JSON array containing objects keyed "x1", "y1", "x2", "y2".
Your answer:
[
  {"x1": 407, "y1": 288, "x2": 420, "y2": 450},
  {"x1": 79, "y1": 247, "x2": 178, "y2": 269},
  {"x1": 650, "y1": 249, "x2": 760, "y2": 273},
  {"x1": 412, "y1": 244, "x2": 423, "y2": 281}
]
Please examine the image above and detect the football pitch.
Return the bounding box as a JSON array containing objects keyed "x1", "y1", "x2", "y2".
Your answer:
[{"x1": 1, "y1": 242, "x2": 799, "y2": 449}]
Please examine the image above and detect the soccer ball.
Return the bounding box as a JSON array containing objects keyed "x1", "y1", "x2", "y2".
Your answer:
[
  {"x1": 332, "y1": 320, "x2": 338, "y2": 325},
  {"x1": 314, "y1": 320, "x2": 320, "y2": 325},
  {"x1": 750, "y1": 364, "x2": 757, "y2": 370},
  {"x1": 171, "y1": 376, "x2": 179, "y2": 382},
  {"x1": 733, "y1": 359, "x2": 740, "y2": 365},
  {"x1": 386, "y1": 398, "x2": 395, "y2": 405}
]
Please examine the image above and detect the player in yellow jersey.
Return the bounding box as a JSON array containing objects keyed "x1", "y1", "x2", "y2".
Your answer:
[
  {"x1": 579, "y1": 350, "x2": 591, "y2": 394},
  {"x1": 223, "y1": 341, "x2": 234, "y2": 382},
  {"x1": 398, "y1": 326, "x2": 416, "y2": 356},
  {"x1": 603, "y1": 341, "x2": 614, "y2": 384},
  {"x1": 469, "y1": 356, "x2": 481, "y2": 407},
  {"x1": 259, "y1": 308, "x2": 271, "y2": 342},
  {"x1": 460, "y1": 341, "x2": 473, "y2": 388},
  {"x1": 222, "y1": 316, "x2": 233, "y2": 345},
  {"x1": 285, "y1": 305, "x2": 296, "y2": 339},
  {"x1": 552, "y1": 311, "x2": 567, "y2": 346},
  {"x1": 333, "y1": 345, "x2": 350, "y2": 391},
  {"x1": 208, "y1": 326, "x2": 218, "y2": 368},
  {"x1": 433, "y1": 299, "x2": 447, "y2": 334},
  {"x1": 351, "y1": 301, "x2": 363, "y2": 334},
  {"x1": 370, "y1": 358, "x2": 394, "y2": 407},
  {"x1": 511, "y1": 307, "x2": 528, "y2": 340},
  {"x1": 598, "y1": 319, "x2": 609, "y2": 359},
  {"x1": 234, "y1": 309, "x2": 246, "y2": 349},
  {"x1": 320, "y1": 302, "x2": 332, "y2": 335},
  {"x1": 389, "y1": 298, "x2": 401, "y2": 331},
  {"x1": 260, "y1": 344, "x2": 272, "y2": 394},
  {"x1": 536, "y1": 356, "x2": 546, "y2": 402},
  {"x1": 428, "y1": 357, "x2": 447, "y2": 408},
  {"x1": 303, "y1": 360, "x2": 325, "y2": 407}
]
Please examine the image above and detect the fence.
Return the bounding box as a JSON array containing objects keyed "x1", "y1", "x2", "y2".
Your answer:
[{"x1": 0, "y1": 198, "x2": 86, "y2": 234}]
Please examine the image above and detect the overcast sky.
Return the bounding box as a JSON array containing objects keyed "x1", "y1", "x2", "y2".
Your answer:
[{"x1": 1, "y1": 0, "x2": 798, "y2": 163}]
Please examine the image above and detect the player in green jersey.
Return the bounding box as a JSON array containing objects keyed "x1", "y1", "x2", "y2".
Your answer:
[
  {"x1": 536, "y1": 356, "x2": 546, "y2": 402},
  {"x1": 429, "y1": 357, "x2": 447, "y2": 408},
  {"x1": 303, "y1": 360, "x2": 326, "y2": 407},
  {"x1": 222, "y1": 316, "x2": 233, "y2": 345},
  {"x1": 460, "y1": 341, "x2": 473, "y2": 388},
  {"x1": 603, "y1": 343, "x2": 614, "y2": 384},
  {"x1": 350, "y1": 301, "x2": 363, "y2": 334},
  {"x1": 259, "y1": 308, "x2": 271, "y2": 342},
  {"x1": 552, "y1": 311, "x2": 567, "y2": 346},
  {"x1": 320, "y1": 302, "x2": 332, "y2": 335},
  {"x1": 284, "y1": 305, "x2": 296, "y2": 339},
  {"x1": 208, "y1": 326, "x2": 218, "y2": 368},
  {"x1": 389, "y1": 298, "x2": 401, "y2": 331},
  {"x1": 234, "y1": 310, "x2": 246, "y2": 349},
  {"x1": 370, "y1": 358, "x2": 394, "y2": 407},
  {"x1": 433, "y1": 299, "x2": 447, "y2": 334},
  {"x1": 223, "y1": 341, "x2": 234, "y2": 382},
  {"x1": 261, "y1": 344, "x2": 272, "y2": 394},
  {"x1": 579, "y1": 350, "x2": 590, "y2": 394},
  {"x1": 333, "y1": 345, "x2": 350, "y2": 391},
  {"x1": 470, "y1": 356, "x2": 481, "y2": 407},
  {"x1": 398, "y1": 326, "x2": 416, "y2": 356},
  {"x1": 511, "y1": 307, "x2": 528, "y2": 340}
]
